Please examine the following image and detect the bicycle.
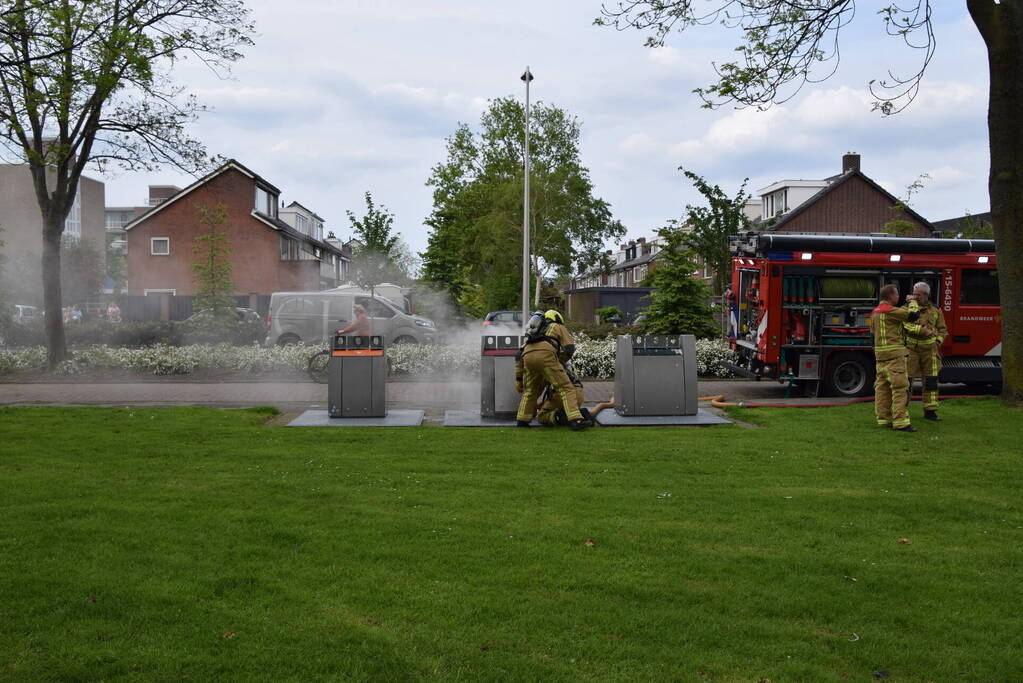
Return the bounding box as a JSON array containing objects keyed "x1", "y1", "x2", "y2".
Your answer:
[{"x1": 307, "y1": 348, "x2": 330, "y2": 384}]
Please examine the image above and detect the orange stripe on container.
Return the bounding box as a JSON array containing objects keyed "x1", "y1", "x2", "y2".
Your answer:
[{"x1": 331, "y1": 349, "x2": 384, "y2": 357}]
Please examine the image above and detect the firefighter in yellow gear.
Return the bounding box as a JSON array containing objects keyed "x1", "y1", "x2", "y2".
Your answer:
[
  {"x1": 536, "y1": 378, "x2": 587, "y2": 426},
  {"x1": 903, "y1": 281, "x2": 948, "y2": 421},
  {"x1": 515, "y1": 310, "x2": 590, "y2": 430},
  {"x1": 870, "y1": 284, "x2": 923, "y2": 432}
]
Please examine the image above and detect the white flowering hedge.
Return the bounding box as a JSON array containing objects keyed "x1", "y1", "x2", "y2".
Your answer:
[
  {"x1": 0, "y1": 343, "x2": 317, "y2": 376},
  {"x1": 0, "y1": 336, "x2": 737, "y2": 378},
  {"x1": 694, "y1": 338, "x2": 738, "y2": 378}
]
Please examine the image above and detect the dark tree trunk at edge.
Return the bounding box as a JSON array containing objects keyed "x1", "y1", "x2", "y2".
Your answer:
[
  {"x1": 42, "y1": 216, "x2": 67, "y2": 369},
  {"x1": 969, "y1": 0, "x2": 1023, "y2": 405}
]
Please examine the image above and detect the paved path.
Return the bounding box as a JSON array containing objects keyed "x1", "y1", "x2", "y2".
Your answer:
[{"x1": 0, "y1": 378, "x2": 988, "y2": 413}]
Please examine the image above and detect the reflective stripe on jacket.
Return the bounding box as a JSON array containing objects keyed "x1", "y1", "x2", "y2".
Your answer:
[
  {"x1": 903, "y1": 303, "x2": 948, "y2": 346},
  {"x1": 871, "y1": 301, "x2": 917, "y2": 361}
]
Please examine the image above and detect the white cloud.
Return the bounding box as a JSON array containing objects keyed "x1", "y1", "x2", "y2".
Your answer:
[
  {"x1": 97, "y1": 1, "x2": 991, "y2": 256},
  {"x1": 923, "y1": 165, "x2": 968, "y2": 188},
  {"x1": 617, "y1": 133, "x2": 657, "y2": 155},
  {"x1": 648, "y1": 46, "x2": 681, "y2": 67}
]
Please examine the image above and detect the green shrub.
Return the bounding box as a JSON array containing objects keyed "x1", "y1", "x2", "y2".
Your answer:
[
  {"x1": 566, "y1": 322, "x2": 633, "y2": 338},
  {"x1": 594, "y1": 305, "x2": 624, "y2": 324}
]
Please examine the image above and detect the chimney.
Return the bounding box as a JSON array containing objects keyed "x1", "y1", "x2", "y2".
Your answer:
[
  {"x1": 619, "y1": 243, "x2": 628, "y2": 250},
  {"x1": 637, "y1": 237, "x2": 646, "y2": 243},
  {"x1": 842, "y1": 152, "x2": 860, "y2": 173}
]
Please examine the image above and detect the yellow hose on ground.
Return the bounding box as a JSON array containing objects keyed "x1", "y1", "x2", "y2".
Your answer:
[{"x1": 699, "y1": 394, "x2": 745, "y2": 408}]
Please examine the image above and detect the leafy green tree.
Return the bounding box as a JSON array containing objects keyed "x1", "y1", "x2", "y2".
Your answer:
[
  {"x1": 595, "y1": 0, "x2": 1023, "y2": 403},
  {"x1": 346, "y1": 191, "x2": 414, "y2": 293},
  {"x1": 106, "y1": 240, "x2": 127, "y2": 295},
  {"x1": 422, "y1": 97, "x2": 624, "y2": 313},
  {"x1": 60, "y1": 237, "x2": 105, "y2": 306},
  {"x1": 0, "y1": 0, "x2": 253, "y2": 368},
  {"x1": 190, "y1": 203, "x2": 235, "y2": 335},
  {"x1": 678, "y1": 170, "x2": 751, "y2": 295},
  {"x1": 884, "y1": 173, "x2": 930, "y2": 236},
  {"x1": 640, "y1": 227, "x2": 718, "y2": 338},
  {"x1": 954, "y1": 212, "x2": 994, "y2": 239}
]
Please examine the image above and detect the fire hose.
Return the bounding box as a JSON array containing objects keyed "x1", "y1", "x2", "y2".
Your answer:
[
  {"x1": 586, "y1": 394, "x2": 989, "y2": 414},
  {"x1": 698, "y1": 394, "x2": 990, "y2": 409}
]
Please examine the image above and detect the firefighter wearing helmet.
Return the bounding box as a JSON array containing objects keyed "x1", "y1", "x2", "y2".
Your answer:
[
  {"x1": 903, "y1": 281, "x2": 948, "y2": 421},
  {"x1": 515, "y1": 309, "x2": 591, "y2": 430},
  {"x1": 871, "y1": 284, "x2": 923, "y2": 432}
]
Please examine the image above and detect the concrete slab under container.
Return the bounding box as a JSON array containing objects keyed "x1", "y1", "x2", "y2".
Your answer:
[
  {"x1": 288, "y1": 409, "x2": 425, "y2": 427},
  {"x1": 595, "y1": 409, "x2": 731, "y2": 427}
]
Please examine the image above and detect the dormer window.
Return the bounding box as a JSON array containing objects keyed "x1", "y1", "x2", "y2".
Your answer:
[{"x1": 255, "y1": 185, "x2": 278, "y2": 218}]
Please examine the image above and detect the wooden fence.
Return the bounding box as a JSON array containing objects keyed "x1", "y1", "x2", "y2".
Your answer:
[{"x1": 115, "y1": 294, "x2": 271, "y2": 322}]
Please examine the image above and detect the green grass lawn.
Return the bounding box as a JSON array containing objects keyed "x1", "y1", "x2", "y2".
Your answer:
[{"x1": 1, "y1": 400, "x2": 1021, "y2": 681}]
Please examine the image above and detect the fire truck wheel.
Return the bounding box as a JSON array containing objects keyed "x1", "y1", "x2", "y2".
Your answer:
[{"x1": 822, "y1": 352, "x2": 874, "y2": 398}]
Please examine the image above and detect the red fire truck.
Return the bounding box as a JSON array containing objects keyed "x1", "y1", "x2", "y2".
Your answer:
[{"x1": 727, "y1": 233, "x2": 1001, "y2": 397}]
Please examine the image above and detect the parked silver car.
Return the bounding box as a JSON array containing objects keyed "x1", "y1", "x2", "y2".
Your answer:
[{"x1": 264, "y1": 289, "x2": 435, "y2": 346}]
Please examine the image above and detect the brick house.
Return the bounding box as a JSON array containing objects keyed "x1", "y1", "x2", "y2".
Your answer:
[
  {"x1": 124, "y1": 160, "x2": 348, "y2": 297},
  {"x1": 565, "y1": 238, "x2": 659, "y2": 323},
  {"x1": 757, "y1": 153, "x2": 933, "y2": 237}
]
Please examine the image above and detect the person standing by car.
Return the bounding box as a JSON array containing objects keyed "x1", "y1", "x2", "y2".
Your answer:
[
  {"x1": 337, "y1": 303, "x2": 371, "y2": 336},
  {"x1": 871, "y1": 284, "x2": 922, "y2": 432},
  {"x1": 903, "y1": 281, "x2": 948, "y2": 421}
]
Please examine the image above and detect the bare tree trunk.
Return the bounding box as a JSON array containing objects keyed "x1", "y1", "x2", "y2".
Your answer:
[
  {"x1": 534, "y1": 272, "x2": 543, "y2": 308},
  {"x1": 969, "y1": 0, "x2": 1023, "y2": 405},
  {"x1": 41, "y1": 217, "x2": 67, "y2": 369}
]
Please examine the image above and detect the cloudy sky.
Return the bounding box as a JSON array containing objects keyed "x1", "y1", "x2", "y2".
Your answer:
[{"x1": 103, "y1": 1, "x2": 991, "y2": 257}]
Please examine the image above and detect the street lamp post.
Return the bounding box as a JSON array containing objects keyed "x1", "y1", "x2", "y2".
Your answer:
[{"x1": 521, "y1": 66, "x2": 533, "y2": 327}]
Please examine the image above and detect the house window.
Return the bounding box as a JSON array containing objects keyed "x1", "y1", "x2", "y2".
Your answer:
[
  {"x1": 295, "y1": 214, "x2": 308, "y2": 234},
  {"x1": 255, "y1": 186, "x2": 278, "y2": 217},
  {"x1": 106, "y1": 210, "x2": 133, "y2": 229},
  {"x1": 279, "y1": 236, "x2": 301, "y2": 261},
  {"x1": 315, "y1": 221, "x2": 324, "y2": 241},
  {"x1": 144, "y1": 288, "x2": 176, "y2": 295},
  {"x1": 151, "y1": 237, "x2": 170, "y2": 255}
]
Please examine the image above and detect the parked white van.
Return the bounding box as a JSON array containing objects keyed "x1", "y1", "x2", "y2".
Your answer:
[{"x1": 264, "y1": 288, "x2": 436, "y2": 346}]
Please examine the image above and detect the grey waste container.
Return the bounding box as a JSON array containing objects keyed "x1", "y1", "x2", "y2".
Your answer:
[
  {"x1": 328, "y1": 334, "x2": 386, "y2": 417},
  {"x1": 480, "y1": 334, "x2": 522, "y2": 418},
  {"x1": 614, "y1": 334, "x2": 698, "y2": 416}
]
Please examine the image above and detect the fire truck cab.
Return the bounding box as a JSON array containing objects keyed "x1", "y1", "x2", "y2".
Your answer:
[{"x1": 727, "y1": 233, "x2": 1001, "y2": 397}]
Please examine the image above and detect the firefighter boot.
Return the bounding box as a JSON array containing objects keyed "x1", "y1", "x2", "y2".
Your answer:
[
  {"x1": 895, "y1": 425, "x2": 917, "y2": 433},
  {"x1": 568, "y1": 418, "x2": 590, "y2": 431},
  {"x1": 924, "y1": 410, "x2": 941, "y2": 421},
  {"x1": 517, "y1": 420, "x2": 531, "y2": 428}
]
